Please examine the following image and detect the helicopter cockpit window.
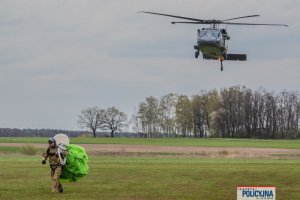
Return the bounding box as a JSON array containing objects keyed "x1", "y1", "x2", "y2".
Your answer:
[
  {"x1": 200, "y1": 30, "x2": 221, "y2": 39},
  {"x1": 199, "y1": 31, "x2": 206, "y2": 37}
]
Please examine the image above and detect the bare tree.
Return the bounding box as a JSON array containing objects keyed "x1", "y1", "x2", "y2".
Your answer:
[
  {"x1": 159, "y1": 93, "x2": 178, "y2": 137},
  {"x1": 78, "y1": 107, "x2": 105, "y2": 138},
  {"x1": 192, "y1": 90, "x2": 220, "y2": 138},
  {"x1": 102, "y1": 107, "x2": 128, "y2": 138},
  {"x1": 137, "y1": 96, "x2": 160, "y2": 138},
  {"x1": 176, "y1": 95, "x2": 194, "y2": 137}
]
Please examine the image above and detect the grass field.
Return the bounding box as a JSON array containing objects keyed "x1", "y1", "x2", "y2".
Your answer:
[
  {"x1": 0, "y1": 138, "x2": 299, "y2": 200},
  {"x1": 0, "y1": 155, "x2": 299, "y2": 200},
  {"x1": 1, "y1": 137, "x2": 300, "y2": 149}
]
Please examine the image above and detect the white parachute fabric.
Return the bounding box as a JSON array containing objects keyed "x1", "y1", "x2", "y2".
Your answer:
[
  {"x1": 54, "y1": 134, "x2": 70, "y2": 146},
  {"x1": 54, "y1": 134, "x2": 69, "y2": 165},
  {"x1": 58, "y1": 144, "x2": 67, "y2": 166}
]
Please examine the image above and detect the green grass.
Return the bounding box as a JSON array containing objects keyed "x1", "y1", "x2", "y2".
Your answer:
[
  {"x1": 0, "y1": 146, "x2": 20, "y2": 153},
  {"x1": 0, "y1": 146, "x2": 43, "y2": 154},
  {"x1": 1, "y1": 137, "x2": 300, "y2": 149},
  {"x1": 20, "y1": 145, "x2": 39, "y2": 155},
  {"x1": 0, "y1": 155, "x2": 299, "y2": 200}
]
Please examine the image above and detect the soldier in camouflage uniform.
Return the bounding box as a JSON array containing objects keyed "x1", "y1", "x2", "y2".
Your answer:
[{"x1": 42, "y1": 137, "x2": 67, "y2": 193}]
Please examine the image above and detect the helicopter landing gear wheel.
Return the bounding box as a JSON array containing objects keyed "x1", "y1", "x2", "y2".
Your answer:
[
  {"x1": 220, "y1": 61, "x2": 224, "y2": 71},
  {"x1": 195, "y1": 51, "x2": 199, "y2": 59}
]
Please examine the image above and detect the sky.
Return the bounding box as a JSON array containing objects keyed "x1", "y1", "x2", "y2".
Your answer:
[{"x1": 0, "y1": 0, "x2": 299, "y2": 130}]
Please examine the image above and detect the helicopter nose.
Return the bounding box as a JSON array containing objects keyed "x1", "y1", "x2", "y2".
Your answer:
[{"x1": 198, "y1": 39, "x2": 220, "y2": 46}]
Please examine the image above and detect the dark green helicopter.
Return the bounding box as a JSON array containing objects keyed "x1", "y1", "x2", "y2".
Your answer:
[{"x1": 140, "y1": 11, "x2": 288, "y2": 71}]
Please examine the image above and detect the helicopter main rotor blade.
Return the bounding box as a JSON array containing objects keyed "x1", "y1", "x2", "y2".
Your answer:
[
  {"x1": 139, "y1": 11, "x2": 288, "y2": 27},
  {"x1": 171, "y1": 21, "x2": 288, "y2": 27},
  {"x1": 139, "y1": 11, "x2": 207, "y2": 23},
  {"x1": 222, "y1": 15, "x2": 260, "y2": 21},
  {"x1": 171, "y1": 21, "x2": 211, "y2": 24},
  {"x1": 223, "y1": 22, "x2": 288, "y2": 27}
]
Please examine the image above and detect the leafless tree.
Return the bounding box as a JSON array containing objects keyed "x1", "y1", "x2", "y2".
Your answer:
[
  {"x1": 159, "y1": 93, "x2": 178, "y2": 137},
  {"x1": 102, "y1": 107, "x2": 128, "y2": 138},
  {"x1": 137, "y1": 96, "x2": 160, "y2": 138},
  {"x1": 78, "y1": 107, "x2": 105, "y2": 138},
  {"x1": 176, "y1": 95, "x2": 194, "y2": 137},
  {"x1": 192, "y1": 90, "x2": 220, "y2": 138}
]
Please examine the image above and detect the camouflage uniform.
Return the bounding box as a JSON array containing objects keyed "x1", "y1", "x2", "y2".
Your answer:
[{"x1": 42, "y1": 146, "x2": 66, "y2": 193}]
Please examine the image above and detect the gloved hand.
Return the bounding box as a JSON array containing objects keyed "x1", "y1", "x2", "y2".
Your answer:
[{"x1": 42, "y1": 160, "x2": 46, "y2": 165}]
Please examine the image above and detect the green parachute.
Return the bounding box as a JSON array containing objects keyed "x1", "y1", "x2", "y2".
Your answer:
[
  {"x1": 60, "y1": 144, "x2": 89, "y2": 182},
  {"x1": 53, "y1": 134, "x2": 89, "y2": 182}
]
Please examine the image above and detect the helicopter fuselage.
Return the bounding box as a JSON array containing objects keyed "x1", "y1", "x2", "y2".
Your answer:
[
  {"x1": 194, "y1": 27, "x2": 246, "y2": 71},
  {"x1": 195, "y1": 28, "x2": 229, "y2": 61}
]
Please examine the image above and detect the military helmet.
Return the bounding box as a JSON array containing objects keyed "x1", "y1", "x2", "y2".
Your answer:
[{"x1": 48, "y1": 137, "x2": 56, "y2": 144}]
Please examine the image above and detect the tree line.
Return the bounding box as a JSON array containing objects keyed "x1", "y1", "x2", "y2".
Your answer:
[
  {"x1": 0, "y1": 128, "x2": 137, "y2": 138},
  {"x1": 1, "y1": 86, "x2": 299, "y2": 139},
  {"x1": 0, "y1": 128, "x2": 86, "y2": 137},
  {"x1": 132, "y1": 86, "x2": 300, "y2": 139}
]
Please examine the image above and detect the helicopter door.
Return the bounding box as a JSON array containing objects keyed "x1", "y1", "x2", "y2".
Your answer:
[{"x1": 220, "y1": 34, "x2": 226, "y2": 47}]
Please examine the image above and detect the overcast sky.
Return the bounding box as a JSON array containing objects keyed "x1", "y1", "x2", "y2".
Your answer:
[{"x1": 0, "y1": 0, "x2": 299, "y2": 130}]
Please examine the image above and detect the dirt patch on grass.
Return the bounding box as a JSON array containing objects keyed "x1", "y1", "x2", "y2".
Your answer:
[{"x1": 1, "y1": 143, "x2": 300, "y2": 159}]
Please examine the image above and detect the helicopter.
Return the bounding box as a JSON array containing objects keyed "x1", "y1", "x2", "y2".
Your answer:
[{"x1": 139, "y1": 11, "x2": 288, "y2": 71}]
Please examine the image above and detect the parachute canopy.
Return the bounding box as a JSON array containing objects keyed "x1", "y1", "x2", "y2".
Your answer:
[
  {"x1": 54, "y1": 134, "x2": 70, "y2": 146},
  {"x1": 60, "y1": 144, "x2": 89, "y2": 182}
]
